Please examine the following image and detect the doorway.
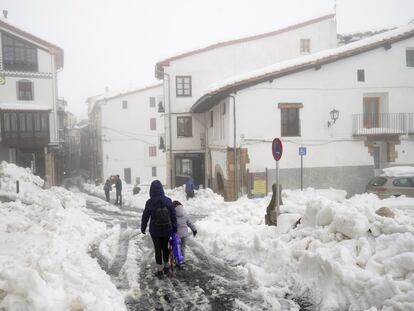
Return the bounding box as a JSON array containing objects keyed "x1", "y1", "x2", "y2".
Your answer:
[
  {"x1": 363, "y1": 97, "x2": 380, "y2": 128},
  {"x1": 174, "y1": 153, "x2": 205, "y2": 188}
]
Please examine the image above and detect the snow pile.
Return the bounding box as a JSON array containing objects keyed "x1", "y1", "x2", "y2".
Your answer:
[
  {"x1": 195, "y1": 189, "x2": 414, "y2": 310},
  {"x1": 382, "y1": 166, "x2": 414, "y2": 177},
  {"x1": 0, "y1": 162, "x2": 126, "y2": 311},
  {"x1": 165, "y1": 186, "x2": 225, "y2": 215},
  {"x1": 99, "y1": 224, "x2": 122, "y2": 269},
  {"x1": 281, "y1": 187, "x2": 346, "y2": 214}
]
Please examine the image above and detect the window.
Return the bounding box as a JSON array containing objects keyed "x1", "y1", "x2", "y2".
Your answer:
[
  {"x1": 34, "y1": 113, "x2": 41, "y2": 131},
  {"x1": 150, "y1": 118, "x2": 156, "y2": 130},
  {"x1": 2, "y1": 33, "x2": 38, "y2": 71},
  {"x1": 357, "y1": 69, "x2": 365, "y2": 82},
  {"x1": 124, "y1": 168, "x2": 131, "y2": 184},
  {"x1": 122, "y1": 100, "x2": 128, "y2": 109},
  {"x1": 177, "y1": 116, "x2": 192, "y2": 137},
  {"x1": 210, "y1": 110, "x2": 214, "y2": 127},
  {"x1": 176, "y1": 76, "x2": 192, "y2": 97},
  {"x1": 406, "y1": 48, "x2": 414, "y2": 67},
  {"x1": 369, "y1": 177, "x2": 387, "y2": 186},
  {"x1": 279, "y1": 103, "x2": 301, "y2": 137},
  {"x1": 149, "y1": 146, "x2": 157, "y2": 157},
  {"x1": 152, "y1": 166, "x2": 157, "y2": 177},
  {"x1": 17, "y1": 80, "x2": 33, "y2": 100},
  {"x1": 175, "y1": 158, "x2": 193, "y2": 176},
  {"x1": 300, "y1": 39, "x2": 310, "y2": 54},
  {"x1": 3, "y1": 112, "x2": 17, "y2": 132},
  {"x1": 393, "y1": 178, "x2": 414, "y2": 187},
  {"x1": 363, "y1": 97, "x2": 380, "y2": 128},
  {"x1": 2, "y1": 111, "x2": 47, "y2": 133},
  {"x1": 149, "y1": 97, "x2": 156, "y2": 107}
]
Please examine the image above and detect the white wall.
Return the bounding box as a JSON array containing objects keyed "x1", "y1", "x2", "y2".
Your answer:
[
  {"x1": 162, "y1": 16, "x2": 337, "y2": 155},
  {"x1": 165, "y1": 17, "x2": 337, "y2": 113},
  {"x1": 99, "y1": 85, "x2": 166, "y2": 184},
  {"x1": 0, "y1": 29, "x2": 59, "y2": 145},
  {"x1": 212, "y1": 36, "x2": 414, "y2": 172}
]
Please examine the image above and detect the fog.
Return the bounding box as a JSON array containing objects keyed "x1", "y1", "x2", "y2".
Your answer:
[{"x1": 2, "y1": 0, "x2": 413, "y2": 115}]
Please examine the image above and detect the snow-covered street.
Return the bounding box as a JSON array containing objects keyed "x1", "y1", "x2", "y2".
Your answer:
[
  {"x1": 1, "y1": 162, "x2": 414, "y2": 310},
  {"x1": 79, "y1": 184, "x2": 298, "y2": 310}
]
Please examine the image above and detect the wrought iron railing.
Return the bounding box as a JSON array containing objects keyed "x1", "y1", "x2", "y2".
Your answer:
[
  {"x1": 409, "y1": 113, "x2": 414, "y2": 134},
  {"x1": 353, "y1": 113, "x2": 413, "y2": 136}
]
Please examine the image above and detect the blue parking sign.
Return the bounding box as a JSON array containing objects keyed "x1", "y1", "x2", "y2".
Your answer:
[{"x1": 299, "y1": 147, "x2": 306, "y2": 156}]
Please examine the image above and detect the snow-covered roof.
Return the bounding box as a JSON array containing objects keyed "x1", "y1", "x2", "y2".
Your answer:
[
  {"x1": 87, "y1": 83, "x2": 162, "y2": 113},
  {"x1": 191, "y1": 23, "x2": 414, "y2": 113},
  {"x1": 0, "y1": 103, "x2": 52, "y2": 111},
  {"x1": 382, "y1": 166, "x2": 414, "y2": 177},
  {"x1": 155, "y1": 14, "x2": 335, "y2": 79},
  {"x1": 337, "y1": 27, "x2": 395, "y2": 45}
]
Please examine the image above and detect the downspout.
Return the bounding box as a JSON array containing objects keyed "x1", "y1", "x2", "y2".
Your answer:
[
  {"x1": 163, "y1": 72, "x2": 173, "y2": 188},
  {"x1": 229, "y1": 95, "x2": 237, "y2": 200},
  {"x1": 51, "y1": 54, "x2": 59, "y2": 143}
]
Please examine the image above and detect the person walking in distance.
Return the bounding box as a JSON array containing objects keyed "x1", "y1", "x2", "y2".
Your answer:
[
  {"x1": 115, "y1": 174, "x2": 122, "y2": 206},
  {"x1": 103, "y1": 178, "x2": 112, "y2": 202},
  {"x1": 185, "y1": 175, "x2": 198, "y2": 200},
  {"x1": 141, "y1": 180, "x2": 177, "y2": 278}
]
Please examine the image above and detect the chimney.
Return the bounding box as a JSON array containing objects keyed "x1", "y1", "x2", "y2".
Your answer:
[{"x1": 3, "y1": 10, "x2": 8, "y2": 19}]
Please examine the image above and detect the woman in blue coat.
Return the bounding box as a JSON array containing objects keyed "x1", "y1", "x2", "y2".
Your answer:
[{"x1": 141, "y1": 180, "x2": 177, "y2": 278}]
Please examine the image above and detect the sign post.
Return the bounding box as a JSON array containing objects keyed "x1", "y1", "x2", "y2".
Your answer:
[
  {"x1": 299, "y1": 147, "x2": 307, "y2": 191},
  {"x1": 272, "y1": 138, "x2": 283, "y2": 213}
]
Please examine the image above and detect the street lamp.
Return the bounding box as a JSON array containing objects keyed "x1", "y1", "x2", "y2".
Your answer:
[{"x1": 327, "y1": 109, "x2": 340, "y2": 127}]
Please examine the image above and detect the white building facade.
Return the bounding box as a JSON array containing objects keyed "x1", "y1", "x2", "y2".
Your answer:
[
  {"x1": 192, "y1": 25, "x2": 414, "y2": 199},
  {"x1": 88, "y1": 84, "x2": 166, "y2": 185},
  {"x1": 0, "y1": 19, "x2": 63, "y2": 185},
  {"x1": 155, "y1": 14, "x2": 338, "y2": 189}
]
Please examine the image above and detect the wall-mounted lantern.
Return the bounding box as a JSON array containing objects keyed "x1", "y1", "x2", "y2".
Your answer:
[{"x1": 327, "y1": 109, "x2": 340, "y2": 127}]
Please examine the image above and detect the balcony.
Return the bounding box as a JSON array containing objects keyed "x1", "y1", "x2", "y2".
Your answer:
[
  {"x1": 1, "y1": 111, "x2": 50, "y2": 147},
  {"x1": 353, "y1": 113, "x2": 414, "y2": 136}
]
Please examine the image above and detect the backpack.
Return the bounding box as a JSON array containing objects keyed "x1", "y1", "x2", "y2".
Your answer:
[{"x1": 153, "y1": 201, "x2": 172, "y2": 230}]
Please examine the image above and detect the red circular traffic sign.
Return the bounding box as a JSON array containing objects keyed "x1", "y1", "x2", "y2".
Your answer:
[{"x1": 272, "y1": 138, "x2": 283, "y2": 161}]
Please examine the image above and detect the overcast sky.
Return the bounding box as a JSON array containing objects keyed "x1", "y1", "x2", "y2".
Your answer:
[{"x1": 1, "y1": 0, "x2": 414, "y2": 115}]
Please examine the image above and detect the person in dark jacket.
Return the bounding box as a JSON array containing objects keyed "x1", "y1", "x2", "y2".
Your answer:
[
  {"x1": 141, "y1": 180, "x2": 177, "y2": 278},
  {"x1": 185, "y1": 175, "x2": 198, "y2": 200},
  {"x1": 114, "y1": 175, "x2": 122, "y2": 206},
  {"x1": 103, "y1": 178, "x2": 112, "y2": 202}
]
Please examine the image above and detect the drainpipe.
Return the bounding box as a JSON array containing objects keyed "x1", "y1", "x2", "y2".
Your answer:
[
  {"x1": 51, "y1": 54, "x2": 59, "y2": 143},
  {"x1": 229, "y1": 95, "x2": 237, "y2": 200},
  {"x1": 163, "y1": 72, "x2": 173, "y2": 188}
]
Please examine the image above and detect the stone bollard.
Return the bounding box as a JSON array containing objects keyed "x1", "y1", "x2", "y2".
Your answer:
[{"x1": 265, "y1": 183, "x2": 283, "y2": 226}]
